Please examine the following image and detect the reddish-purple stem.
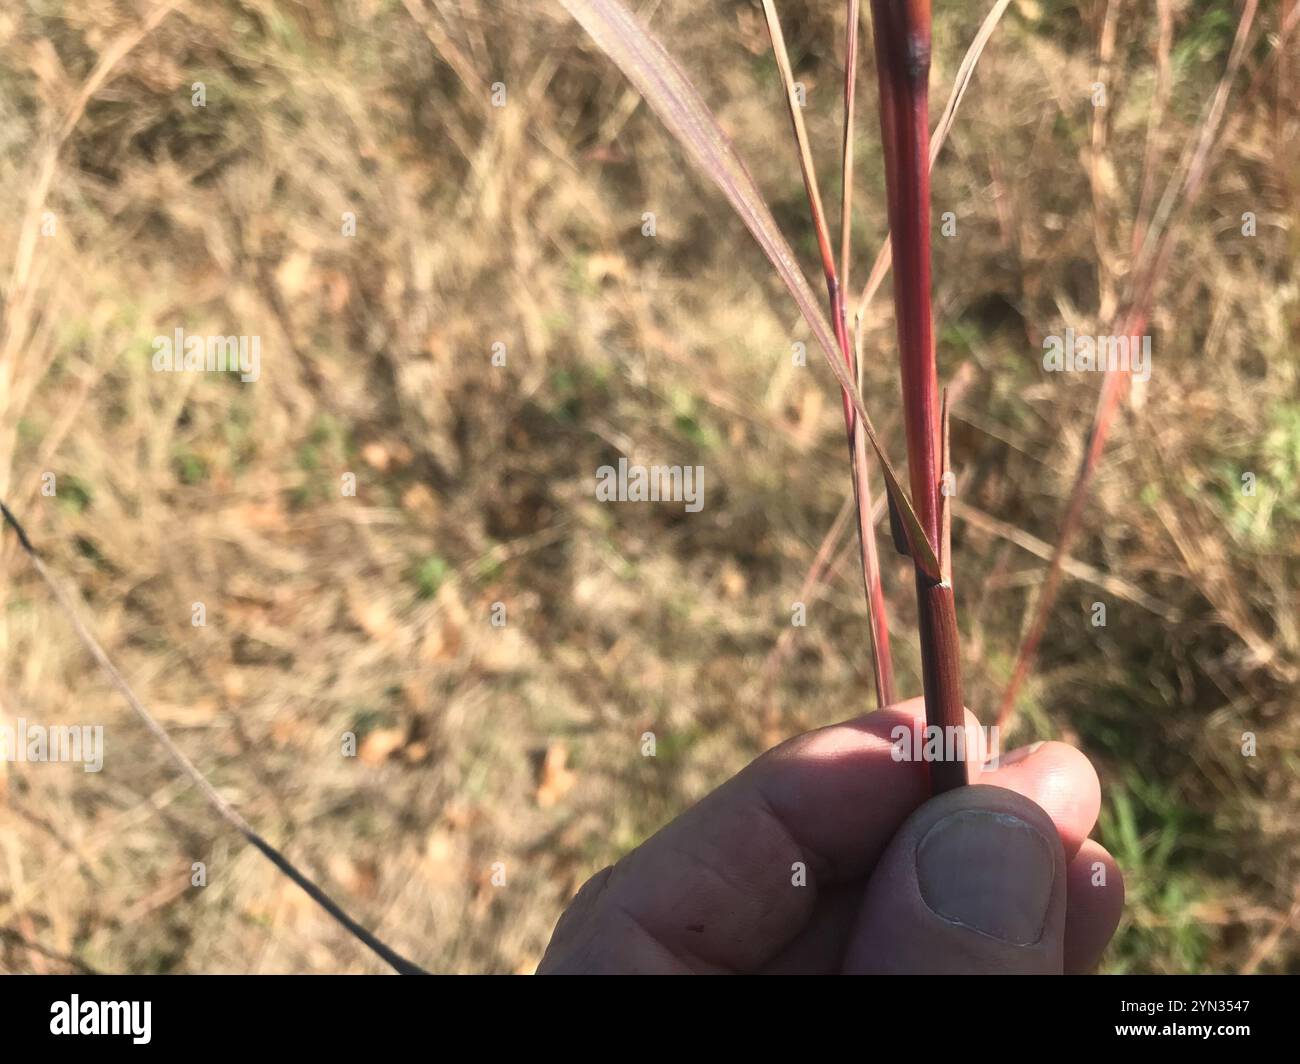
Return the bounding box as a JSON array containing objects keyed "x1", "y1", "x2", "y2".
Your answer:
[{"x1": 870, "y1": 0, "x2": 967, "y2": 791}]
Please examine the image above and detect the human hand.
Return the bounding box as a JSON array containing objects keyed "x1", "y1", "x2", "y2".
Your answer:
[{"x1": 538, "y1": 698, "x2": 1124, "y2": 974}]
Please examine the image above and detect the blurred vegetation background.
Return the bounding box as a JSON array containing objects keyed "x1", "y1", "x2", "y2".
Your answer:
[{"x1": 0, "y1": 0, "x2": 1296, "y2": 973}]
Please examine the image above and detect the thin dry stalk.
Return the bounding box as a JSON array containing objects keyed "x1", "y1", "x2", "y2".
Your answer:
[
  {"x1": 849, "y1": 422, "x2": 895, "y2": 704},
  {"x1": 997, "y1": 0, "x2": 1261, "y2": 731},
  {"x1": 841, "y1": 1, "x2": 896, "y2": 707},
  {"x1": 761, "y1": 0, "x2": 895, "y2": 706},
  {"x1": 0, "y1": 500, "x2": 426, "y2": 975}
]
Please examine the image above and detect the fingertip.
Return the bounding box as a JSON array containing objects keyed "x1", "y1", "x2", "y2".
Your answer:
[
  {"x1": 979, "y1": 740, "x2": 1101, "y2": 858},
  {"x1": 1065, "y1": 840, "x2": 1126, "y2": 973}
]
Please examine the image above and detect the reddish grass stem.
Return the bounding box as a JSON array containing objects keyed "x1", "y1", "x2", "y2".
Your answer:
[
  {"x1": 869, "y1": 0, "x2": 967, "y2": 789},
  {"x1": 762, "y1": 0, "x2": 896, "y2": 707}
]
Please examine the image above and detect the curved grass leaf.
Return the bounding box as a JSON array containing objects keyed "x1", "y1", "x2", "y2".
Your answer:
[{"x1": 560, "y1": 0, "x2": 939, "y2": 579}]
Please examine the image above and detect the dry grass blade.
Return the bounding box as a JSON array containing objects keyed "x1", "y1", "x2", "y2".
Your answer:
[
  {"x1": 760, "y1": 0, "x2": 839, "y2": 303},
  {"x1": 561, "y1": 0, "x2": 938, "y2": 577}
]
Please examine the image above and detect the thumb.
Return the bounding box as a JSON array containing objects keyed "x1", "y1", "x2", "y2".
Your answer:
[{"x1": 842, "y1": 784, "x2": 1067, "y2": 974}]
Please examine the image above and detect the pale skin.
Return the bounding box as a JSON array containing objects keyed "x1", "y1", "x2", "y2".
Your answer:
[{"x1": 539, "y1": 698, "x2": 1125, "y2": 974}]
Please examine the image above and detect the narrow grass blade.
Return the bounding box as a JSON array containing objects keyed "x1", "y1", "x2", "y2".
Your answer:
[
  {"x1": 562, "y1": 0, "x2": 939, "y2": 577},
  {"x1": 760, "y1": 0, "x2": 839, "y2": 309}
]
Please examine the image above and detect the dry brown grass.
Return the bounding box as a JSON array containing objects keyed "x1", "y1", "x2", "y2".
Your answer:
[{"x1": 0, "y1": 0, "x2": 1296, "y2": 973}]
